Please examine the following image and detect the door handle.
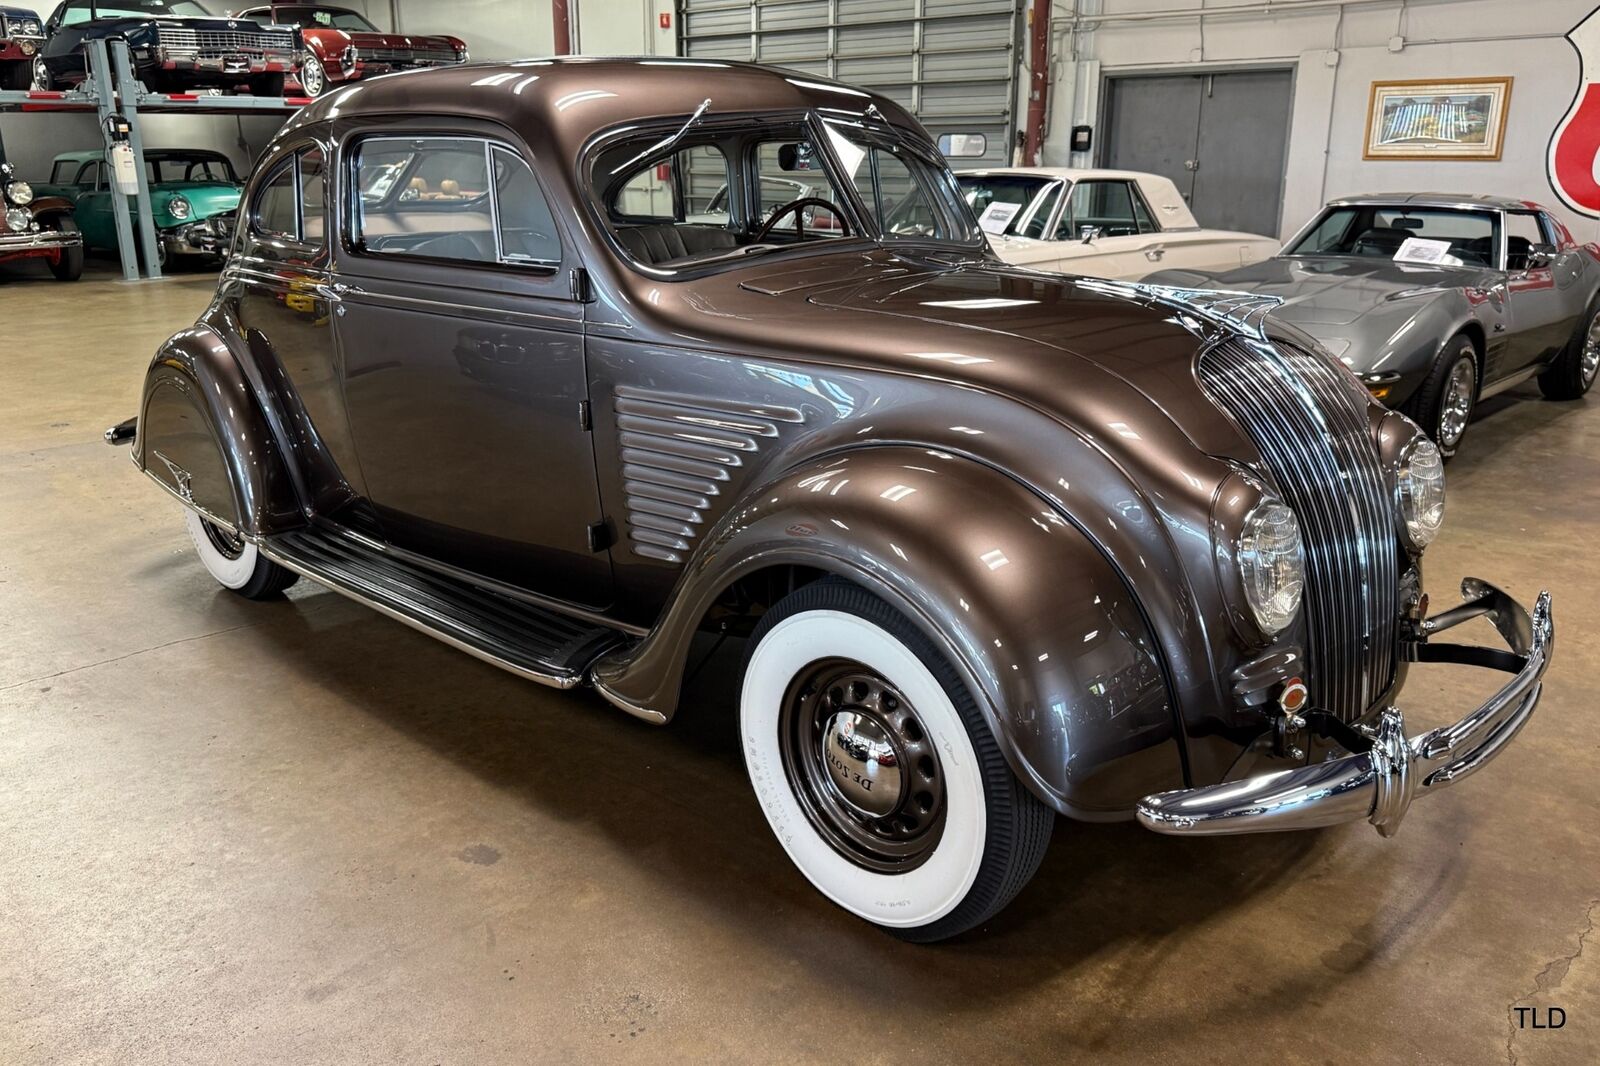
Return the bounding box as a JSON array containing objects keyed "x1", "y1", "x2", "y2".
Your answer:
[
  {"x1": 1144, "y1": 247, "x2": 1166, "y2": 262},
  {"x1": 1184, "y1": 159, "x2": 1199, "y2": 171},
  {"x1": 328, "y1": 281, "x2": 365, "y2": 297}
]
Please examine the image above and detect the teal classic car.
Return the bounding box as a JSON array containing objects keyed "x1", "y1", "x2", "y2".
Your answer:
[{"x1": 36, "y1": 148, "x2": 241, "y2": 264}]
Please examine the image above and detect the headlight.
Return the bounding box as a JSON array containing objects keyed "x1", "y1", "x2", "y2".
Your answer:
[
  {"x1": 1237, "y1": 500, "x2": 1306, "y2": 636},
  {"x1": 24, "y1": 18, "x2": 41, "y2": 35},
  {"x1": 1396, "y1": 437, "x2": 1446, "y2": 549},
  {"x1": 167, "y1": 195, "x2": 192, "y2": 220},
  {"x1": 5, "y1": 207, "x2": 30, "y2": 232},
  {"x1": 6, "y1": 179, "x2": 33, "y2": 206}
]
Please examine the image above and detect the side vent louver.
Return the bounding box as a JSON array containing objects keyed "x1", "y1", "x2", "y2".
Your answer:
[{"x1": 614, "y1": 386, "x2": 803, "y2": 564}]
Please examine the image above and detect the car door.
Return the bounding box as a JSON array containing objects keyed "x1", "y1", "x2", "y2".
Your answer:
[
  {"x1": 332, "y1": 131, "x2": 611, "y2": 606},
  {"x1": 72, "y1": 160, "x2": 116, "y2": 250},
  {"x1": 1502, "y1": 210, "x2": 1580, "y2": 372},
  {"x1": 1051, "y1": 179, "x2": 1163, "y2": 279}
]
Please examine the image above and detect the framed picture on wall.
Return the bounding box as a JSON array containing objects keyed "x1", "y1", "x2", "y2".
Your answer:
[{"x1": 1363, "y1": 77, "x2": 1514, "y2": 160}]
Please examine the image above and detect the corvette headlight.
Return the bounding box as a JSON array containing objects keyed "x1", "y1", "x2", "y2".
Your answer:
[
  {"x1": 5, "y1": 207, "x2": 30, "y2": 232},
  {"x1": 167, "y1": 195, "x2": 192, "y2": 220},
  {"x1": 1238, "y1": 500, "x2": 1305, "y2": 636},
  {"x1": 1396, "y1": 437, "x2": 1446, "y2": 549},
  {"x1": 6, "y1": 179, "x2": 33, "y2": 205}
]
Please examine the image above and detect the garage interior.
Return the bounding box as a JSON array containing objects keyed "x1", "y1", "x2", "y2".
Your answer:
[{"x1": 3, "y1": 1, "x2": 1599, "y2": 1063}]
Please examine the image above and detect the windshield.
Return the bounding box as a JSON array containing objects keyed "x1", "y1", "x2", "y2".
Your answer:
[
  {"x1": 954, "y1": 173, "x2": 1060, "y2": 238},
  {"x1": 1287, "y1": 204, "x2": 1499, "y2": 266},
  {"x1": 589, "y1": 111, "x2": 982, "y2": 274},
  {"x1": 60, "y1": 0, "x2": 214, "y2": 23},
  {"x1": 264, "y1": 5, "x2": 377, "y2": 31}
]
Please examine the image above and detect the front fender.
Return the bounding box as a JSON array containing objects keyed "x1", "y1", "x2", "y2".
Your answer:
[
  {"x1": 134, "y1": 325, "x2": 300, "y2": 533},
  {"x1": 592, "y1": 446, "x2": 1185, "y2": 818},
  {"x1": 27, "y1": 196, "x2": 75, "y2": 222}
]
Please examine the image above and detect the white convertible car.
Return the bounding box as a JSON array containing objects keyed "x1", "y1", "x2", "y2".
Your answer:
[{"x1": 955, "y1": 167, "x2": 1279, "y2": 280}]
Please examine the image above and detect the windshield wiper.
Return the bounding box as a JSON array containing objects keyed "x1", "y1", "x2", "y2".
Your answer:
[{"x1": 610, "y1": 98, "x2": 712, "y2": 176}]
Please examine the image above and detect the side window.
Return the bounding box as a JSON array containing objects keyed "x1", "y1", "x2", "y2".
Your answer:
[
  {"x1": 491, "y1": 146, "x2": 560, "y2": 264},
  {"x1": 300, "y1": 148, "x2": 326, "y2": 242},
  {"x1": 352, "y1": 136, "x2": 494, "y2": 263},
  {"x1": 1018, "y1": 183, "x2": 1062, "y2": 240},
  {"x1": 253, "y1": 160, "x2": 298, "y2": 238},
  {"x1": 1129, "y1": 185, "x2": 1158, "y2": 234},
  {"x1": 1505, "y1": 212, "x2": 1545, "y2": 271},
  {"x1": 251, "y1": 147, "x2": 327, "y2": 243},
  {"x1": 1058, "y1": 181, "x2": 1140, "y2": 240},
  {"x1": 351, "y1": 137, "x2": 557, "y2": 267}
]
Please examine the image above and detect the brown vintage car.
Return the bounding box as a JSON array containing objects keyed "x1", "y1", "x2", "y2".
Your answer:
[{"x1": 113, "y1": 59, "x2": 1554, "y2": 941}]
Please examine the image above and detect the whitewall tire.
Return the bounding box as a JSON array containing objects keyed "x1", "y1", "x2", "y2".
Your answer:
[
  {"x1": 184, "y1": 509, "x2": 298, "y2": 599},
  {"x1": 740, "y1": 578, "x2": 1052, "y2": 941}
]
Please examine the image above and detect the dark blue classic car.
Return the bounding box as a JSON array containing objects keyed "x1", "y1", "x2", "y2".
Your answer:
[
  {"x1": 34, "y1": 0, "x2": 299, "y2": 95},
  {"x1": 0, "y1": 4, "x2": 45, "y2": 89}
]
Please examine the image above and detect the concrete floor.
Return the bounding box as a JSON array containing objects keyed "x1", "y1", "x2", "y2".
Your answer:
[{"x1": 2, "y1": 257, "x2": 1597, "y2": 1065}]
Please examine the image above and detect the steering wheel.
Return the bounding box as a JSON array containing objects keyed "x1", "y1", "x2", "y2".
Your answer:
[{"x1": 753, "y1": 196, "x2": 850, "y2": 243}]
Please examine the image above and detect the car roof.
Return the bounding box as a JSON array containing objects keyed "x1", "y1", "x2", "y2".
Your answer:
[
  {"x1": 281, "y1": 57, "x2": 920, "y2": 163},
  {"x1": 52, "y1": 148, "x2": 232, "y2": 163},
  {"x1": 1328, "y1": 192, "x2": 1549, "y2": 213}
]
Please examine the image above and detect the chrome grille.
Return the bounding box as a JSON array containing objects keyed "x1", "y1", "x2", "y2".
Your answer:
[
  {"x1": 358, "y1": 46, "x2": 459, "y2": 65},
  {"x1": 1197, "y1": 338, "x2": 1400, "y2": 721},
  {"x1": 156, "y1": 27, "x2": 296, "y2": 56}
]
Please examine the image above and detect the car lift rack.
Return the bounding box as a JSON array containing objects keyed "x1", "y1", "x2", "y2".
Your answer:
[{"x1": 0, "y1": 38, "x2": 309, "y2": 281}]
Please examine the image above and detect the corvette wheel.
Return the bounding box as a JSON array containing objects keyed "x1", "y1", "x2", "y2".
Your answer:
[
  {"x1": 740, "y1": 579, "x2": 1052, "y2": 942},
  {"x1": 1538, "y1": 304, "x2": 1600, "y2": 401},
  {"x1": 299, "y1": 54, "x2": 327, "y2": 97},
  {"x1": 184, "y1": 509, "x2": 298, "y2": 599},
  {"x1": 1405, "y1": 335, "x2": 1477, "y2": 459}
]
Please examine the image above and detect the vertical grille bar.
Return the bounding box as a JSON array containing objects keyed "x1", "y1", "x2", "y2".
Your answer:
[{"x1": 1196, "y1": 338, "x2": 1400, "y2": 720}]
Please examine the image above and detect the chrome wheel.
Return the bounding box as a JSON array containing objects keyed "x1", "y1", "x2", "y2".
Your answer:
[
  {"x1": 300, "y1": 54, "x2": 326, "y2": 97},
  {"x1": 1437, "y1": 355, "x2": 1475, "y2": 449},
  {"x1": 200, "y1": 519, "x2": 246, "y2": 561},
  {"x1": 1582, "y1": 312, "x2": 1600, "y2": 388},
  {"x1": 31, "y1": 55, "x2": 49, "y2": 91},
  {"x1": 778, "y1": 659, "x2": 946, "y2": 873}
]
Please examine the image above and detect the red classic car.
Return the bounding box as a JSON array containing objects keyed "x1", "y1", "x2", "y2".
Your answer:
[
  {"x1": 1, "y1": 5, "x2": 45, "y2": 89},
  {"x1": 236, "y1": 3, "x2": 465, "y2": 97},
  {"x1": 0, "y1": 160, "x2": 82, "y2": 281}
]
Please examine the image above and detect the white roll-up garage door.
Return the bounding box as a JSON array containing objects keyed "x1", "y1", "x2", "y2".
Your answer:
[{"x1": 678, "y1": 0, "x2": 1020, "y2": 170}]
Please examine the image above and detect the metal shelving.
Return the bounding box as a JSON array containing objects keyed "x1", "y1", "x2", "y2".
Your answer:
[{"x1": 0, "y1": 38, "x2": 310, "y2": 281}]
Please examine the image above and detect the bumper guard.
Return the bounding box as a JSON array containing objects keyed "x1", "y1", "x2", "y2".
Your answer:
[{"x1": 1136, "y1": 578, "x2": 1553, "y2": 837}]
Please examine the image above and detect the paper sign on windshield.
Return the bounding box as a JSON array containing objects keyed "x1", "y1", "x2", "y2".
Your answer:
[
  {"x1": 1394, "y1": 237, "x2": 1461, "y2": 266},
  {"x1": 978, "y1": 202, "x2": 1022, "y2": 235}
]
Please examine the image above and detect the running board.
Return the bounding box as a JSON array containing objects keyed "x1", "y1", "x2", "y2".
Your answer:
[{"x1": 260, "y1": 525, "x2": 625, "y2": 689}]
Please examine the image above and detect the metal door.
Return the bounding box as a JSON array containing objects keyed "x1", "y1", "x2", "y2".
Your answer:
[
  {"x1": 679, "y1": 0, "x2": 1020, "y2": 170},
  {"x1": 1104, "y1": 69, "x2": 1293, "y2": 237}
]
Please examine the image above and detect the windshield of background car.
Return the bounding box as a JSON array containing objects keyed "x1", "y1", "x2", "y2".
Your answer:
[
  {"x1": 271, "y1": 5, "x2": 377, "y2": 30},
  {"x1": 1287, "y1": 205, "x2": 1499, "y2": 266},
  {"x1": 954, "y1": 174, "x2": 1058, "y2": 238},
  {"x1": 60, "y1": 0, "x2": 213, "y2": 24}
]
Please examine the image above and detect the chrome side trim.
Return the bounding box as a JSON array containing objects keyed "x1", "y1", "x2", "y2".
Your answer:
[
  {"x1": 1136, "y1": 579, "x2": 1552, "y2": 836},
  {"x1": 1478, "y1": 362, "x2": 1545, "y2": 401},
  {"x1": 590, "y1": 674, "x2": 669, "y2": 724},
  {"x1": 255, "y1": 539, "x2": 586, "y2": 691}
]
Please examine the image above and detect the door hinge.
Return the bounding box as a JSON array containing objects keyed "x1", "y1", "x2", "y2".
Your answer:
[
  {"x1": 577, "y1": 399, "x2": 591, "y2": 430},
  {"x1": 587, "y1": 521, "x2": 613, "y2": 553},
  {"x1": 570, "y1": 267, "x2": 593, "y2": 303}
]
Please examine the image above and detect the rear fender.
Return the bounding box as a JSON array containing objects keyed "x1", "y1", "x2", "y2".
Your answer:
[
  {"x1": 134, "y1": 325, "x2": 300, "y2": 533},
  {"x1": 591, "y1": 446, "x2": 1185, "y2": 818}
]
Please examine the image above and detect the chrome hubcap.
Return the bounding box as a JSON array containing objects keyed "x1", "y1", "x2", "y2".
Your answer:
[
  {"x1": 302, "y1": 56, "x2": 323, "y2": 95},
  {"x1": 201, "y1": 519, "x2": 246, "y2": 561},
  {"x1": 31, "y1": 55, "x2": 46, "y2": 89},
  {"x1": 1438, "y1": 357, "x2": 1474, "y2": 448},
  {"x1": 1583, "y1": 314, "x2": 1600, "y2": 386},
  {"x1": 779, "y1": 660, "x2": 946, "y2": 872}
]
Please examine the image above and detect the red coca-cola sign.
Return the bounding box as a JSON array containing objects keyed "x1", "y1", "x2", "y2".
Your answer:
[{"x1": 1550, "y1": 5, "x2": 1600, "y2": 217}]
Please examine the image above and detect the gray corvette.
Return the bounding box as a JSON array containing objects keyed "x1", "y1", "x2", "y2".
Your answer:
[{"x1": 1148, "y1": 193, "x2": 1600, "y2": 456}]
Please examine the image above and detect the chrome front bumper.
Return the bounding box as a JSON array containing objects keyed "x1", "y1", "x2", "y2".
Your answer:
[
  {"x1": 1137, "y1": 578, "x2": 1553, "y2": 837},
  {"x1": 0, "y1": 229, "x2": 81, "y2": 252}
]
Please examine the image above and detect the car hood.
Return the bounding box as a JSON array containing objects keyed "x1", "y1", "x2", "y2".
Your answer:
[
  {"x1": 735, "y1": 253, "x2": 1264, "y2": 461},
  {"x1": 1194, "y1": 255, "x2": 1490, "y2": 326}
]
